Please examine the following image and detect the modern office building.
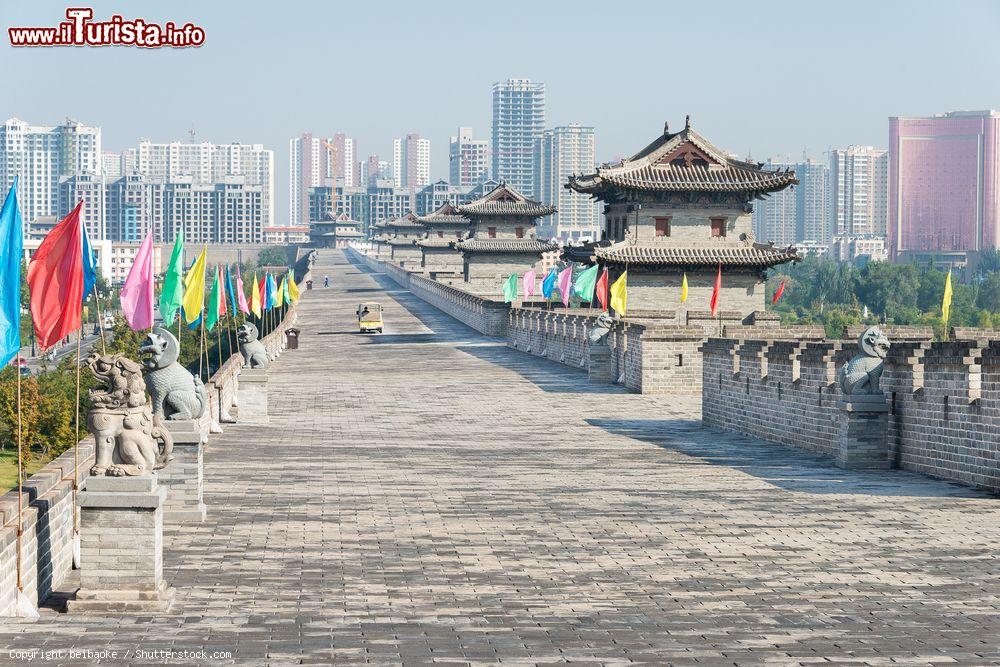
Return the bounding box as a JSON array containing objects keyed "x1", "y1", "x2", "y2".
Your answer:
[
  {"x1": 105, "y1": 174, "x2": 164, "y2": 242},
  {"x1": 393, "y1": 134, "x2": 431, "y2": 189},
  {"x1": 536, "y1": 125, "x2": 598, "y2": 241},
  {"x1": 830, "y1": 145, "x2": 888, "y2": 237},
  {"x1": 889, "y1": 110, "x2": 1000, "y2": 264},
  {"x1": 752, "y1": 157, "x2": 830, "y2": 246},
  {"x1": 449, "y1": 127, "x2": 490, "y2": 187},
  {"x1": 0, "y1": 116, "x2": 104, "y2": 237},
  {"x1": 161, "y1": 176, "x2": 263, "y2": 245},
  {"x1": 491, "y1": 79, "x2": 545, "y2": 198}
]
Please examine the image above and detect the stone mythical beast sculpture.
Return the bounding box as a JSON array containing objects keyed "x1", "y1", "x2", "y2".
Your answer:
[
  {"x1": 139, "y1": 327, "x2": 208, "y2": 420},
  {"x1": 237, "y1": 322, "x2": 269, "y2": 368},
  {"x1": 86, "y1": 353, "x2": 173, "y2": 476},
  {"x1": 839, "y1": 326, "x2": 891, "y2": 395},
  {"x1": 588, "y1": 312, "x2": 615, "y2": 346}
]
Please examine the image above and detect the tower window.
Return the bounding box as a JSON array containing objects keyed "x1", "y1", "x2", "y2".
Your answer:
[
  {"x1": 654, "y1": 217, "x2": 671, "y2": 237},
  {"x1": 711, "y1": 217, "x2": 726, "y2": 237},
  {"x1": 487, "y1": 227, "x2": 496, "y2": 238},
  {"x1": 515, "y1": 226, "x2": 524, "y2": 238}
]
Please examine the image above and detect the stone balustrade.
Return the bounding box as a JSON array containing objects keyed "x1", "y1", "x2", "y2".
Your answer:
[{"x1": 703, "y1": 335, "x2": 1000, "y2": 493}]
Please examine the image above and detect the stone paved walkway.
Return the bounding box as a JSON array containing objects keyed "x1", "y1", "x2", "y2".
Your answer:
[{"x1": 2, "y1": 249, "x2": 999, "y2": 665}]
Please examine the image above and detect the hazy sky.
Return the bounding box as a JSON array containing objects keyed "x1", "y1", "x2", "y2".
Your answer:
[{"x1": 3, "y1": 0, "x2": 999, "y2": 224}]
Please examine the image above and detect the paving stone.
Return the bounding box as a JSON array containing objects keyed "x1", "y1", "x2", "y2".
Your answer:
[{"x1": 0, "y1": 249, "x2": 998, "y2": 665}]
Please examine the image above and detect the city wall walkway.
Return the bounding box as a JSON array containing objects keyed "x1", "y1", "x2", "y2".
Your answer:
[{"x1": 1, "y1": 248, "x2": 998, "y2": 665}]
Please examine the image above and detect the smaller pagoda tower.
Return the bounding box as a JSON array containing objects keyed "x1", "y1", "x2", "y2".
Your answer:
[
  {"x1": 384, "y1": 212, "x2": 425, "y2": 267},
  {"x1": 310, "y1": 212, "x2": 365, "y2": 248},
  {"x1": 416, "y1": 203, "x2": 471, "y2": 276},
  {"x1": 369, "y1": 220, "x2": 390, "y2": 258},
  {"x1": 454, "y1": 183, "x2": 558, "y2": 291}
]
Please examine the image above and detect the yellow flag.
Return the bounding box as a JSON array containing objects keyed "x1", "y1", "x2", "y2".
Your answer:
[
  {"x1": 181, "y1": 246, "x2": 207, "y2": 323},
  {"x1": 249, "y1": 273, "x2": 262, "y2": 318},
  {"x1": 288, "y1": 272, "x2": 300, "y2": 303},
  {"x1": 610, "y1": 270, "x2": 628, "y2": 316},
  {"x1": 680, "y1": 273, "x2": 688, "y2": 303},
  {"x1": 942, "y1": 269, "x2": 953, "y2": 325}
]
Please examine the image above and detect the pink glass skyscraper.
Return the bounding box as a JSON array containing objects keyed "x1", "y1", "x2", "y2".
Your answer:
[{"x1": 889, "y1": 110, "x2": 1000, "y2": 262}]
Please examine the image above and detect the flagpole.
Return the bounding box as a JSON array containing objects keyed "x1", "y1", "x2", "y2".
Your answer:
[
  {"x1": 15, "y1": 347, "x2": 24, "y2": 597},
  {"x1": 92, "y1": 291, "x2": 107, "y2": 354},
  {"x1": 72, "y1": 318, "x2": 82, "y2": 539}
]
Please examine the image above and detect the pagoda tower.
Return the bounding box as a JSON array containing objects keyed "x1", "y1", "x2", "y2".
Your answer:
[
  {"x1": 415, "y1": 203, "x2": 471, "y2": 276},
  {"x1": 566, "y1": 117, "x2": 801, "y2": 321},
  {"x1": 384, "y1": 212, "x2": 424, "y2": 267},
  {"x1": 310, "y1": 212, "x2": 364, "y2": 248},
  {"x1": 454, "y1": 183, "x2": 558, "y2": 291},
  {"x1": 369, "y1": 220, "x2": 390, "y2": 258}
]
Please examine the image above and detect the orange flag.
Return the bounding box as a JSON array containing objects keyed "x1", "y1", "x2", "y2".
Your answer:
[{"x1": 595, "y1": 268, "x2": 609, "y2": 311}]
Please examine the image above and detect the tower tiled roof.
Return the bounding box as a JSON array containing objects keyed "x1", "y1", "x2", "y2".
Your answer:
[
  {"x1": 383, "y1": 212, "x2": 424, "y2": 230},
  {"x1": 455, "y1": 238, "x2": 560, "y2": 254},
  {"x1": 415, "y1": 203, "x2": 469, "y2": 225},
  {"x1": 567, "y1": 117, "x2": 798, "y2": 197},
  {"x1": 591, "y1": 241, "x2": 801, "y2": 267},
  {"x1": 456, "y1": 183, "x2": 555, "y2": 218}
]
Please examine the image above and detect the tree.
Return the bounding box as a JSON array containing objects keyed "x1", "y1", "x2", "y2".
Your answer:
[
  {"x1": 257, "y1": 247, "x2": 290, "y2": 268},
  {"x1": 976, "y1": 273, "x2": 1000, "y2": 312}
]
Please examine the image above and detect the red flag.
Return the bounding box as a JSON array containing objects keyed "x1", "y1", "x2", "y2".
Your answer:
[
  {"x1": 771, "y1": 281, "x2": 786, "y2": 305},
  {"x1": 258, "y1": 274, "x2": 266, "y2": 308},
  {"x1": 28, "y1": 202, "x2": 84, "y2": 351},
  {"x1": 595, "y1": 268, "x2": 609, "y2": 311},
  {"x1": 709, "y1": 263, "x2": 722, "y2": 316}
]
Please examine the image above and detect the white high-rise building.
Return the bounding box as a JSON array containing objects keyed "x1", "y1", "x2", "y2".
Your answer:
[
  {"x1": 449, "y1": 127, "x2": 489, "y2": 187},
  {"x1": 290, "y1": 132, "x2": 358, "y2": 224},
  {"x1": 536, "y1": 125, "x2": 598, "y2": 241},
  {"x1": 831, "y1": 146, "x2": 889, "y2": 237},
  {"x1": 132, "y1": 139, "x2": 274, "y2": 228},
  {"x1": 492, "y1": 79, "x2": 545, "y2": 198},
  {"x1": 0, "y1": 117, "x2": 104, "y2": 237},
  {"x1": 392, "y1": 134, "x2": 430, "y2": 189}
]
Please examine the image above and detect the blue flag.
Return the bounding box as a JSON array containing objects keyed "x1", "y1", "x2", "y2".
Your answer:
[
  {"x1": 0, "y1": 178, "x2": 23, "y2": 366},
  {"x1": 541, "y1": 268, "x2": 558, "y2": 299},
  {"x1": 266, "y1": 273, "x2": 278, "y2": 309},
  {"x1": 225, "y1": 264, "x2": 237, "y2": 314},
  {"x1": 81, "y1": 220, "x2": 97, "y2": 301}
]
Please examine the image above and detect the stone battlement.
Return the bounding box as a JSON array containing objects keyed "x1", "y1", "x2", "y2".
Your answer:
[{"x1": 703, "y1": 335, "x2": 1000, "y2": 493}]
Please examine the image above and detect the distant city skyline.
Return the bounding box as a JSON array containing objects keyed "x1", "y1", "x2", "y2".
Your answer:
[{"x1": 4, "y1": 0, "x2": 998, "y2": 225}]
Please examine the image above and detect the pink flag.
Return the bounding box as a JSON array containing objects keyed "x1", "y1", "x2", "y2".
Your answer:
[
  {"x1": 558, "y1": 265, "x2": 574, "y2": 307},
  {"x1": 522, "y1": 269, "x2": 536, "y2": 298},
  {"x1": 235, "y1": 266, "x2": 250, "y2": 314},
  {"x1": 217, "y1": 266, "x2": 228, "y2": 318},
  {"x1": 119, "y1": 230, "x2": 155, "y2": 330}
]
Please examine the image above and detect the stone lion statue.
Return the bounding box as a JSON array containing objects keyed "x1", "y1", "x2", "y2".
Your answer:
[
  {"x1": 588, "y1": 312, "x2": 615, "y2": 346},
  {"x1": 838, "y1": 326, "x2": 891, "y2": 395},
  {"x1": 139, "y1": 327, "x2": 208, "y2": 420},
  {"x1": 237, "y1": 322, "x2": 269, "y2": 369},
  {"x1": 86, "y1": 353, "x2": 173, "y2": 477}
]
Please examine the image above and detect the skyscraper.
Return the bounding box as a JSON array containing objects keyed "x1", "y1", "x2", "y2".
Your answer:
[
  {"x1": 449, "y1": 127, "x2": 489, "y2": 187},
  {"x1": 752, "y1": 158, "x2": 830, "y2": 247},
  {"x1": 0, "y1": 116, "x2": 104, "y2": 237},
  {"x1": 536, "y1": 125, "x2": 598, "y2": 241},
  {"x1": 889, "y1": 110, "x2": 1000, "y2": 262},
  {"x1": 392, "y1": 134, "x2": 430, "y2": 189},
  {"x1": 491, "y1": 79, "x2": 545, "y2": 197},
  {"x1": 290, "y1": 133, "x2": 334, "y2": 225},
  {"x1": 830, "y1": 145, "x2": 888, "y2": 237},
  {"x1": 330, "y1": 133, "x2": 359, "y2": 188},
  {"x1": 752, "y1": 160, "x2": 798, "y2": 246}
]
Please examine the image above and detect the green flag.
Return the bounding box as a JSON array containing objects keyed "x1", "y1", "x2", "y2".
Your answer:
[
  {"x1": 502, "y1": 273, "x2": 518, "y2": 303},
  {"x1": 573, "y1": 264, "x2": 599, "y2": 302},
  {"x1": 206, "y1": 266, "x2": 221, "y2": 332},
  {"x1": 158, "y1": 231, "x2": 185, "y2": 323}
]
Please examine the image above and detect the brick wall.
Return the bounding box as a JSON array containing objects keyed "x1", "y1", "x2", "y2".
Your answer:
[
  {"x1": 0, "y1": 443, "x2": 94, "y2": 616},
  {"x1": 703, "y1": 335, "x2": 1000, "y2": 493}
]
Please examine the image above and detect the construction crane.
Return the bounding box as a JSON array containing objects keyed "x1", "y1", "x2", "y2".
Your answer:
[{"x1": 321, "y1": 139, "x2": 340, "y2": 217}]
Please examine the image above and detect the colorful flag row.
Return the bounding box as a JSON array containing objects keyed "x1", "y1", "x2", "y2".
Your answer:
[{"x1": 0, "y1": 180, "x2": 305, "y2": 364}]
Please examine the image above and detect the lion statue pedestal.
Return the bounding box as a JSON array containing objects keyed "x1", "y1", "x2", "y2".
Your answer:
[
  {"x1": 139, "y1": 327, "x2": 210, "y2": 522},
  {"x1": 587, "y1": 313, "x2": 616, "y2": 385},
  {"x1": 237, "y1": 368, "x2": 269, "y2": 424},
  {"x1": 835, "y1": 326, "x2": 892, "y2": 470},
  {"x1": 67, "y1": 354, "x2": 175, "y2": 613}
]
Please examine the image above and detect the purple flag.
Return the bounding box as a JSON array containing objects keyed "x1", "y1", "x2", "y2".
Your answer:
[
  {"x1": 120, "y1": 231, "x2": 155, "y2": 330},
  {"x1": 558, "y1": 265, "x2": 573, "y2": 307}
]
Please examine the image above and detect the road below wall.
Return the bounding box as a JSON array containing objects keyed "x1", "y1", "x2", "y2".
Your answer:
[{"x1": 2, "y1": 248, "x2": 998, "y2": 665}]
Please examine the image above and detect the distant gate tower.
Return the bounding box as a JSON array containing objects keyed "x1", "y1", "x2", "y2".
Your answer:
[{"x1": 566, "y1": 117, "x2": 801, "y2": 320}]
